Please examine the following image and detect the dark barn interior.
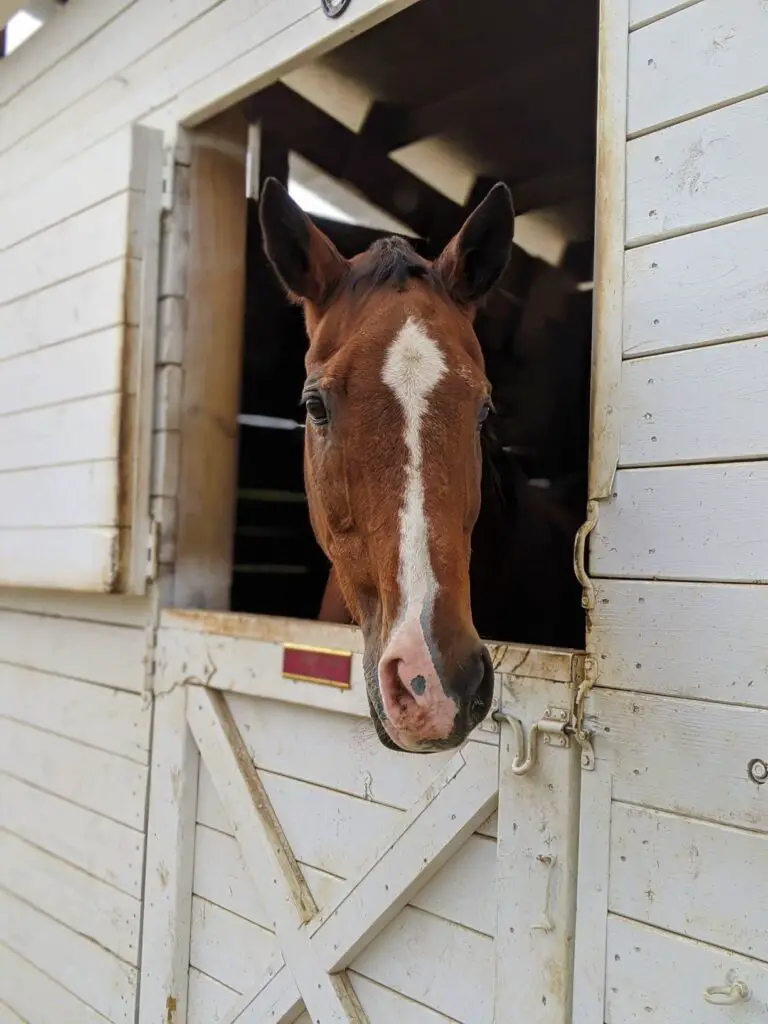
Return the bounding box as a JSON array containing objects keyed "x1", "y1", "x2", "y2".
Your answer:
[{"x1": 229, "y1": 0, "x2": 599, "y2": 646}]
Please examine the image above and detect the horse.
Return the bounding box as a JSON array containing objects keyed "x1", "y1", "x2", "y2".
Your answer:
[{"x1": 258, "y1": 178, "x2": 583, "y2": 754}]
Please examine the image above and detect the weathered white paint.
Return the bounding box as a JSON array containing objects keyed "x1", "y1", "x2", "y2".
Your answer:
[
  {"x1": 0, "y1": 717, "x2": 147, "y2": 828},
  {"x1": 629, "y1": 0, "x2": 703, "y2": 30},
  {"x1": 0, "y1": 773, "x2": 144, "y2": 897},
  {"x1": 619, "y1": 338, "x2": 768, "y2": 466},
  {"x1": 589, "y1": 579, "x2": 768, "y2": 707},
  {"x1": 0, "y1": 831, "x2": 141, "y2": 964},
  {"x1": 606, "y1": 917, "x2": 768, "y2": 1022},
  {"x1": 628, "y1": 0, "x2": 768, "y2": 136},
  {"x1": 0, "y1": 396, "x2": 120, "y2": 475},
  {"x1": 0, "y1": 942, "x2": 113, "y2": 1024},
  {"x1": 0, "y1": 889, "x2": 137, "y2": 1024},
  {"x1": 589, "y1": 0, "x2": 630, "y2": 498},
  {"x1": 624, "y1": 213, "x2": 768, "y2": 357},
  {"x1": 593, "y1": 462, "x2": 768, "y2": 581},
  {"x1": 627, "y1": 92, "x2": 768, "y2": 244},
  {"x1": 494, "y1": 675, "x2": 581, "y2": 1024},
  {"x1": 609, "y1": 802, "x2": 768, "y2": 961}
]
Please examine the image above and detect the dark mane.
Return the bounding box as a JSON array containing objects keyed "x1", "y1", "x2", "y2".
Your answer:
[{"x1": 346, "y1": 236, "x2": 444, "y2": 297}]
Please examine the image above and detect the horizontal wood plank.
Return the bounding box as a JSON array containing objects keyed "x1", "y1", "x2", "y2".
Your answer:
[
  {"x1": 227, "y1": 693, "x2": 456, "y2": 809},
  {"x1": 593, "y1": 462, "x2": 768, "y2": 581},
  {"x1": 0, "y1": 944, "x2": 112, "y2": 1024},
  {"x1": 0, "y1": 607, "x2": 146, "y2": 691},
  {"x1": 189, "y1": 896, "x2": 277, "y2": 996},
  {"x1": 619, "y1": 338, "x2": 768, "y2": 465},
  {"x1": 0, "y1": 832, "x2": 141, "y2": 964},
  {"x1": 0, "y1": 663, "x2": 150, "y2": 761},
  {"x1": 606, "y1": 916, "x2": 768, "y2": 1022},
  {"x1": 609, "y1": 802, "x2": 768, "y2": 961},
  {"x1": 0, "y1": 774, "x2": 144, "y2": 898},
  {"x1": 0, "y1": 527, "x2": 123, "y2": 592},
  {"x1": 0, "y1": 328, "x2": 122, "y2": 420},
  {"x1": 0, "y1": 587, "x2": 149, "y2": 626},
  {"x1": 629, "y1": 0, "x2": 703, "y2": 29},
  {"x1": 0, "y1": 259, "x2": 132, "y2": 362},
  {"x1": 0, "y1": 718, "x2": 147, "y2": 828},
  {"x1": 197, "y1": 764, "x2": 403, "y2": 882},
  {"x1": 187, "y1": 967, "x2": 240, "y2": 1024},
  {"x1": 0, "y1": 889, "x2": 137, "y2": 1024},
  {"x1": 349, "y1": 974, "x2": 459, "y2": 1024},
  {"x1": 0, "y1": 192, "x2": 136, "y2": 306},
  {"x1": 624, "y1": 213, "x2": 768, "y2": 357},
  {"x1": 589, "y1": 579, "x2": 768, "y2": 706},
  {"x1": 0, "y1": 0, "x2": 135, "y2": 108},
  {"x1": 0, "y1": 460, "x2": 120, "y2": 529},
  {"x1": 627, "y1": 92, "x2": 768, "y2": 244},
  {"x1": 352, "y1": 906, "x2": 493, "y2": 1024},
  {"x1": 587, "y1": 688, "x2": 768, "y2": 832},
  {"x1": 628, "y1": 0, "x2": 768, "y2": 135},
  {"x1": 194, "y1": 821, "x2": 497, "y2": 938},
  {"x1": 0, "y1": 395, "x2": 121, "y2": 474},
  {"x1": 0, "y1": 124, "x2": 135, "y2": 251}
]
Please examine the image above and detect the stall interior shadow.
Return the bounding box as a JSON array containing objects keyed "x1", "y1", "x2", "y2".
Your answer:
[{"x1": 229, "y1": 0, "x2": 598, "y2": 649}]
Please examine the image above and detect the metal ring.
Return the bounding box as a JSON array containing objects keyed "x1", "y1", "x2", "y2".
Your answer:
[
  {"x1": 703, "y1": 981, "x2": 749, "y2": 1005},
  {"x1": 321, "y1": 0, "x2": 352, "y2": 17}
]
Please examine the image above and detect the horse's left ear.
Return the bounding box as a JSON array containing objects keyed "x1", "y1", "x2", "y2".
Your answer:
[{"x1": 436, "y1": 182, "x2": 515, "y2": 308}]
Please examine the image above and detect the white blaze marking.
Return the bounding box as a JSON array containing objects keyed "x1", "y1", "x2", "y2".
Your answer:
[{"x1": 382, "y1": 316, "x2": 447, "y2": 624}]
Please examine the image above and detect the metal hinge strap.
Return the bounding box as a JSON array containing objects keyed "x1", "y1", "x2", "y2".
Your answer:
[{"x1": 146, "y1": 517, "x2": 160, "y2": 584}]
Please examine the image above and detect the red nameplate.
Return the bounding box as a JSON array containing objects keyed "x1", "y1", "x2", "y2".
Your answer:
[{"x1": 282, "y1": 644, "x2": 352, "y2": 689}]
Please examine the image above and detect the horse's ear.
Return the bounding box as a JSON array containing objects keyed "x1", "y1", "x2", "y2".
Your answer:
[
  {"x1": 259, "y1": 177, "x2": 349, "y2": 307},
  {"x1": 436, "y1": 182, "x2": 515, "y2": 307}
]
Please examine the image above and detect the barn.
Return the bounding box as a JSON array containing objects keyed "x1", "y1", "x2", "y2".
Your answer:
[{"x1": 0, "y1": 0, "x2": 766, "y2": 1021}]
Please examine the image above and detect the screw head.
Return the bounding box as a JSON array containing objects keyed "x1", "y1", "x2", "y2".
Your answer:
[{"x1": 748, "y1": 758, "x2": 768, "y2": 784}]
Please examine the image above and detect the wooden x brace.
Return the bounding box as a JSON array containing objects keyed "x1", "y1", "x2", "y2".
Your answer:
[{"x1": 186, "y1": 686, "x2": 499, "y2": 1024}]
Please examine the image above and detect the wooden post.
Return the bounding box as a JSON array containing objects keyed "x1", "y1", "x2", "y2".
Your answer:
[{"x1": 173, "y1": 109, "x2": 249, "y2": 610}]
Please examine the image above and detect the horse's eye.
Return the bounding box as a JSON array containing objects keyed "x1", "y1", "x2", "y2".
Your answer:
[
  {"x1": 477, "y1": 402, "x2": 491, "y2": 429},
  {"x1": 304, "y1": 394, "x2": 329, "y2": 426}
]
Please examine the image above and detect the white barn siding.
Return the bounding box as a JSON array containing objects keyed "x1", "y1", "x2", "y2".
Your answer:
[
  {"x1": 0, "y1": 589, "x2": 152, "y2": 1023},
  {"x1": 579, "y1": 0, "x2": 768, "y2": 1017}
]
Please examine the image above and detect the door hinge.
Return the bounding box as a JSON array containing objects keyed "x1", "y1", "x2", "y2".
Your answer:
[
  {"x1": 146, "y1": 517, "x2": 160, "y2": 584},
  {"x1": 161, "y1": 146, "x2": 175, "y2": 212},
  {"x1": 493, "y1": 687, "x2": 595, "y2": 774}
]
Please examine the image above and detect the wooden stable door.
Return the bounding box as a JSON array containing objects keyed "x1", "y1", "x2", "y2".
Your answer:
[
  {"x1": 143, "y1": 611, "x2": 585, "y2": 1024},
  {"x1": 0, "y1": 124, "x2": 164, "y2": 593}
]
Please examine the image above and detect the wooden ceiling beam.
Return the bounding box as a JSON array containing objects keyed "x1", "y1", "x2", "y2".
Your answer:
[{"x1": 359, "y1": 40, "x2": 597, "y2": 155}]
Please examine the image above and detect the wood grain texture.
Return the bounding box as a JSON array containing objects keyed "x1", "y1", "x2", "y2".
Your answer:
[
  {"x1": 0, "y1": 831, "x2": 141, "y2": 964},
  {"x1": 189, "y1": 896, "x2": 277, "y2": 998},
  {"x1": 0, "y1": 774, "x2": 144, "y2": 898},
  {"x1": 606, "y1": 916, "x2": 768, "y2": 1022},
  {"x1": 0, "y1": 889, "x2": 137, "y2": 1024},
  {"x1": 624, "y1": 213, "x2": 768, "y2": 357},
  {"x1": 0, "y1": 663, "x2": 150, "y2": 761},
  {"x1": 0, "y1": 607, "x2": 146, "y2": 690},
  {"x1": 0, "y1": 717, "x2": 147, "y2": 828},
  {"x1": 628, "y1": 0, "x2": 768, "y2": 135},
  {"x1": 589, "y1": 578, "x2": 768, "y2": 706},
  {"x1": 139, "y1": 686, "x2": 200, "y2": 1024},
  {"x1": 592, "y1": 462, "x2": 768, "y2": 581},
  {"x1": 609, "y1": 802, "x2": 768, "y2": 961},
  {"x1": 619, "y1": 338, "x2": 768, "y2": 466},
  {"x1": 629, "y1": 0, "x2": 703, "y2": 29},
  {"x1": 586, "y1": 688, "x2": 768, "y2": 832},
  {"x1": 0, "y1": 943, "x2": 112, "y2": 1024},
  {"x1": 172, "y1": 112, "x2": 247, "y2": 610},
  {"x1": 187, "y1": 968, "x2": 239, "y2": 1024},
  {"x1": 627, "y1": 92, "x2": 768, "y2": 244}
]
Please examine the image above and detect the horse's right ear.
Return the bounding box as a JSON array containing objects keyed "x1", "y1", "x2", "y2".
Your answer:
[{"x1": 259, "y1": 177, "x2": 349, "y2": 308}]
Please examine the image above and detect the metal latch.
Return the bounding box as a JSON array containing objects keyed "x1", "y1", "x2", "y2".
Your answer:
[{"x1": 493, "y1": 704, "x2": 595, "y2": 775}]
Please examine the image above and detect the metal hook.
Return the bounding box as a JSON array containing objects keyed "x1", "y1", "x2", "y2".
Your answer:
[
  {"x1": 703, "y1": 981, "x2": 750, "y2": 1005},
  {"x1": 492, "y1": 710, "x2": 539, "y2": 775}
]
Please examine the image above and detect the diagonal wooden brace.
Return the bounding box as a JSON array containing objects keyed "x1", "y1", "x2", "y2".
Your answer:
[
  {"x1": 222, "y1": 735, "x2": 499, "y2": 1022},
  {"x1": 187, "y1": 686, "x2": 368, "y2": 1023}
]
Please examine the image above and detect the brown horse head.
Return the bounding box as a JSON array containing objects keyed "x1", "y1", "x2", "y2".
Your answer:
[{"x1": 259, "y1": 178, "x2": 515, "y2": 753}]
